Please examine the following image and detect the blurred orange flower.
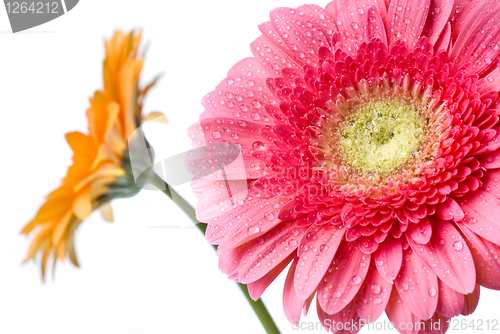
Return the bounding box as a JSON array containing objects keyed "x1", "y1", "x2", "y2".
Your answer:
[{"x1": 21, "y1": 29, "x2": 163, "y2": 279}]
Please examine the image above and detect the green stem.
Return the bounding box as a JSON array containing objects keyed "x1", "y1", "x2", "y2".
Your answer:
[{"x1": 148, "y1": 172, "x2": 281, "y2": 334}]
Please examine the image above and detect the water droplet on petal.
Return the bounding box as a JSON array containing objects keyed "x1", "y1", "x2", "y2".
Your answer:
[
  {"x1": 352, "y1": 276, "x2": 362, "y2": 285},
  {"x1": 429, "y1": 287, "x2": 437, "y2": 297},
  {"x1": 212, "y1": 131, "x2": 221, "y2": 139},
  {"x1": 371, "y1": 284, "x2": 381, "y2": 294},
  {"x1": 453, "y1": 241, "x2": 463, "y2": 251}
]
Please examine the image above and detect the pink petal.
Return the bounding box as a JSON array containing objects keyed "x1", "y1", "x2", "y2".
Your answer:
[
  {"x1": 326, "y1": 0, "x2": 387, "y2": 43},
  {"x1": 193, "y1": 179, "x2": 249, "y2": 221},
  {"x1": 227, "y1": 57, "x2": 271, "y2": 80},
  {"x1": 218, "y1": 242, "x2": 250, "y2": 279},
  {"x1": 317, "y1": 241, "x2": 371, "y2": 315},
  {"x1": 317, "y1": 299, "x2": 363, "y2": 334},
  {"x1": 303, "y1": 292, "x2": 315, "y2": 317},
  {"x1": 458, "y1": 222, "x2": 500, "y2": 273},
  {"x1": 283, "y1": 258, "x2": 306, "y2": 324},
  {"x1": 206, "y1": 77, "x2": 276, "y2": 128},
  {"x1": 450, "y1": 5, "x2": 500, "y2": 76},
  {"x1": 269, "y1": 6, "x2": 334, "y2": 66},
  {"x1": 461, "y1": 284, "x2": 480, "y2": 315},
  {"x1": 395, "y1": 247, "x2": 438, "y2": 320},
  {"x1": 409, "y1": 220, "x2": 476, "y2": 294},
  {"x1": 483, "y1": 66, "x2": 500, "y2": 92},
  {"x1": 294, "y1": 4, "x2": 339, "y2": 46},
  {"x1": 387, "y1": 0, "x2": 431, "y2": 49},
  {"x1": 386, "y1": 286, "x2": 421, "y2": 334},
  {"x1": 294, "y1": 224, "x2": 346, "y2": 299},
  {"x1": 365, "y1": 6, "x2": 388, "y2": 45},
  {"x1": 457, "y1": 189, "x2": 500, "y2": 246},
  {"x1": 201, "y1": 68, "x2": 274, "y2": 125},
  {"x1": 467, "y1": 239, "x2": 500, "y2": 290},
  {"x1": 187, "y1": 122, "x2": 208, "y2": 149},
  {"x1": 436, "y1": 279, "x2": 464, "y2": 318},
  {"x1": 251, "y1": 35, "x2": 302, "y2": 76},
  {"x1": 238, "y1": 221, "x2": 308, "y2": 284},
  {"x1": 205, "y1": 191, "x2": 289, "y2": 250},
  {"x1": 451, "y1": 0, "x2": 500, "y2": 41},
  {"x1": 420, "y1": 312, "x2": 449, "y2": 334},
  {"x1": 480, "y1": 170, "x2": 500, "y2": 200},
  {"x1": 406, "y1": 218, "x2": 432, "y2": 244},
  {"x1": 196, "y1": 118, "x2": 267, "y2": 179},
  {"x1": 478, "y1": 147, "x2": 500, "y2": 168},
  {"x1": 435, "y1": 198, "x2": 464, "y2": 221},
  {"x1": 422, "y1": 0, "x2": 454, "y2": 45},
  {"x1": 374, "y1": 237, "x2": 403, "y2": 283},
  {"x1": 354, "y1": 263, "x2": 393, "y2": 322},
  {"x1": 248, "y1": 254, "x2": 294, "y2": 300},
  {"x1": 434, "y1": 22, "x2": 451, "y2": 52}
]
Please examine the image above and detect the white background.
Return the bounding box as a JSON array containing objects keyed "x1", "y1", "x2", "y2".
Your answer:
[{"x1": 0, "y1": 0, "x2": 499, "y2": 333}]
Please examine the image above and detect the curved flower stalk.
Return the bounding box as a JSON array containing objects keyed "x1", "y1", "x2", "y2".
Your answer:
[
  {"x1": 21, "y1": 29, "x2": 163, "y2": 279},
  {"x1": 189, "y1": 0, "x2": 500, "y2": 332}
]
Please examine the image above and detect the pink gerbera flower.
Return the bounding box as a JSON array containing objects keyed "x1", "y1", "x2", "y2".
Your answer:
[{"x1": 189, "y1": 0, "x2": 500, "y2": 332}]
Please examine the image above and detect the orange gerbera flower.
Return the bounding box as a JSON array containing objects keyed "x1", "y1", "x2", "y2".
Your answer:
[{"x1": 21, "y1": 29, "x2": 163, "y2": 279}]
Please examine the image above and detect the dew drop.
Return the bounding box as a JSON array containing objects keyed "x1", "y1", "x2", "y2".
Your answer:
[
  {"x1": 402, "y1": 283, "x2": 409, "y2": 291},
  {"x1": 453, "y1": 241, "x2": 463, "y2": 251},
  {"x1": 319, "y1": 244, "x2": 329, "y2": 252},
  {"x1": 212, "y1": 131, "x2": 221, "y2": 139},
  {"x1": 429, "y1": 287, "x2": 437, "y2": 297},
  {"x1": 352, "y1": 276, "x2": 362, "y2": 285},
  {"x1": 252, "y1": 141, "x2": 266, "y2": 151},
  {"x1": 371, "y1": 284, "x2": 381, "y2": 294},
  {"x1": 374, "y1": 298, "x2": 382, "y2": 304},
  {"x1": 265, "y1": 213, "x2": 275, "y2": 221},
  {"x1": 248, "y1": 226, "x2": 260, "y2": 234},
  {"x1": 251, "y1": 163, "x2": 261, "y2": 171}
]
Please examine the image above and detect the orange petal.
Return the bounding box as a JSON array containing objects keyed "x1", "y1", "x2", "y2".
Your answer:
[
  {"x1": 73, "y1": 186, "x2": 92, "y2": 220},
  {"x1": 51, "y1": 210, "x2": 74, "y2": 246},
  {"x1": 100, "y1": 202, "x2": 114, "y2": 222},
  {"x1": 34, "y1": 186, "x2": 75, "y2": 223},
  {"x1": 143, "y1": 111, "x2": 168, "y2": 124}
]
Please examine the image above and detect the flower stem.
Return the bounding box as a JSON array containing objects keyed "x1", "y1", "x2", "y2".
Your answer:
[{"x1": 147, "y1": 172, "x2": 281, "y2": 334}]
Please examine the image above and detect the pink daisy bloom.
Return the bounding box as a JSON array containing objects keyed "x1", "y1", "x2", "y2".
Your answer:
[{"x1": 189, "y1": 0, "x2": 500, "y2": 332}]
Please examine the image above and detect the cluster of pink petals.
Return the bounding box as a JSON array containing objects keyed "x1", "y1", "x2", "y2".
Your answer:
[{"x1": 189, "y1": 0, "x2": 500, "y2": 333}]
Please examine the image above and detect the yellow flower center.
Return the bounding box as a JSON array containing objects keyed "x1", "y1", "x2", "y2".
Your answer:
[{"x1": 339, "y1": 100, "x2": 425, "y2": 174}]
